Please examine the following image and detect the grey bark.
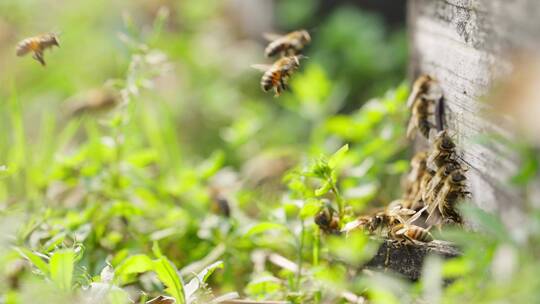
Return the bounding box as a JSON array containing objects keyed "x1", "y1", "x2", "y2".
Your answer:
[
  {"x1": 365, "y1": 240, "x2": 460, "y2": 281},
  {"x1": 408, "y1": 0, "x2": 540, "y2": 228},
  {"x1": 364, "y1": 0, "x2": 540, "y2": 279}
]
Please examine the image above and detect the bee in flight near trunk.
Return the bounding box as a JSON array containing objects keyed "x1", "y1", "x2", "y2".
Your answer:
[
  {"x1": 16, "y1": 32, "x2": 60, "y2": 66},
  {"x1": 263, "y1": 30, "x2": 311, "y2": 58},
  {"x1": 252, "y1": 55, "x2": 304, "y2": 97}
]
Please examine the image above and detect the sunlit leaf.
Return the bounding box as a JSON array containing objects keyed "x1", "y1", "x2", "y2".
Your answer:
[
  {"x1": 300, "y1": 199, "x2": 321, "y2": 219},
  {"x1": 315, "y1": 180, "x2": 332, "y2": 196},
  {"x1": 115, "y1": 254, "x2": 154, "y2": 284},
  {"x1": 17, "y1": 247, "x2": 50, "y2": 275},
  {"x1": 328, "y1": 144, "x2": 349, "y2": 168},
  {"x1": 153, "y1": 257, "x2": 186, "y2": 304},
  {"x1": 245, "y1": 222, "x2": 286, "y2": 237},
  {"x1": 49, "y1": 249, "x2": 75, "y2": 291},
  {"x1": 185, "y1": 261, "x2": 224, "y2": 303}
]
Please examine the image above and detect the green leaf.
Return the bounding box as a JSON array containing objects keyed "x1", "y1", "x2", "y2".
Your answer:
[
  {"x1": 315, "y1": 180, "x2": 332, "y2": 196},
  {"x1": 153, "y1": 257, "x2": 185, "y2": 304},
  {"x1": 16, "y1": 247, "x2": 50, "y2": 275},
  {"x1": 49, "y1": 249, "x2": 75, "y2": 291},
  {"x1": 328, "y1": 144, "x2": 349, "y2": 168},
  {"x1": 152, "y1": 241, "x2": 164, "y2": 258},
  {"x1": 184, "y1": 261, "x2": 224, "y2": 302},
  {"x1": 245, "y1": 222, "x2": 286, "y2": 237},
  {"x1": 300, "y1": 199, "x2": 321, "y2": 220},
  {"x1": 115, "y1": 254, "x2": 154, "y2": 284}
]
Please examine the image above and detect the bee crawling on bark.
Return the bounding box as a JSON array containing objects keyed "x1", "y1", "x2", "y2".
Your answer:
[
  {"x1": 429, "y1": 170, "x2": 470, "y2": 224},
  {"x1": 16, "y1": 32, "x2": 60, "y2": 66},
  {"x1": 388, "y1": 206, "x2": 434, "y2": 244},
  {"x1": 406, "y1": 74, "x2": 442, "y2": 108},
  {"x1": 427, "y1": 130, "x2": 458, "y2": 168},
  {"x1": 263, "y1": 30, "x2": 311, "y2": 58},
  {"x1": 407, "y1": 95, "x2": 436, "y2": 140},
  {"x1": 341, "y1": 200, "x2": 416, "y2": 236},
  {"x1": 252, "y1": 55, "x2": 305, "y2": 97}
]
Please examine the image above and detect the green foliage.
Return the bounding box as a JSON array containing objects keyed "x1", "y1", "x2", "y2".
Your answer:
[{"x1": 1, "y1": 1, "x2": 539, "y2": 304}]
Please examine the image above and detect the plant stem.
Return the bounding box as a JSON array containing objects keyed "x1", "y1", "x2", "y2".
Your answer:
[
  {"x1": 330, "y1": 181, "x2": 344, "y2": 218},
  {"x1": 295, "y1": 220, "x2": 305, "y2": 291}
]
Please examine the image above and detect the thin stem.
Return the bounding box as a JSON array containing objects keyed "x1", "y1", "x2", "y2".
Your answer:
[
  {"x1": 330, "y1": 181, "x2": 344, "y2": 218},
  {"x1": 295, "y1": 219, "x2": 305, "y2": 291},
  {"x1": 313, "y1": 228, "x2": 321, "y2": 304}
]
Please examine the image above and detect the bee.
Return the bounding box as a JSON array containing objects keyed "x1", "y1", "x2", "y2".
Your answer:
[
  {"x1": 252, "y1": 55, "x2": 304, "y2": 97},
  {"x1": 423, "y1": 161, "x2": 462, "y2": 204},
  {"x1": 388, "y1": 206, "x2": 433, "y2": 244},
  {"x1": 341, "y1": 201, "x2": 416, "y2": 235},
  {"x1": 407, "y1": 96, "x2": 436, "y2": 139},
  {"x1": 413, "y1": 168, "x2": 435, "y2": 206},
  {"x1": 431, "y1": 171, "x2": 469, "y2": 223},
  {"x1": 406, "y1": 74, "x2": 442, "y2": 108},
  {"x1": 427, "y1": 130, "x2": 457, "y2": 168},
  {"x1": 314, "y1": 203, "x2": 340, "y2": 234},
  {"x1": 209, "y1": 187, "x2": 231, "y2": 218},
  {"x1": 64, "y1": 89, "x2": 119, "y2": 117},
  {"x1": 403, "y1": 151, "x2": 428, "y2": 200},
  {"x1": 263, "y1": 30, "x2": 311, "y2": 58},
  {"x1": 16, "y1": 32, "x2": 60, "y2": 66}
]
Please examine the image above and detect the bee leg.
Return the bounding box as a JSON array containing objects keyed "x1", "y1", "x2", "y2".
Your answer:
[
  {"x1": 33, "y1": 52, "x2": 46, "y2": 66},
  {"x1": 384, "y1": 245, "x2": 391, "y2": 270},
  {"x1": 274, "y1": 85, "x2": 281, "y2": 97},
  {"x1": 279, "y1": 79, "x2": 288, "y2": 92}
]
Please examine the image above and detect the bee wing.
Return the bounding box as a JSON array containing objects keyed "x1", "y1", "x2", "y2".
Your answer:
[
  {"x1": 406, "y1": 116, "x2": 417, "y2": 139},
  {"x1": 398, "y1": 208, "x2": 417, "y2": 216},
  {"x1": 340, "y1": 219, "x2": 361, "y2": 234},
  {"x1": 396, "y1": 227, "x2": 408, "y2": 235},
  {"x1": 407, "y1": 206, "x2": 427, "y2": 225},
  {"x1": 406, "y1": 89, "x2": 420, "y2": 108},
  {"x1": 262, "y1": 32, "x2": 283, "y2": 41},
  {"x1": 251, "y1": 64, "x2": 272, "y2": 72},
  {"x1": 433, "y1": 186, "x2": 449, "y2": 215}
]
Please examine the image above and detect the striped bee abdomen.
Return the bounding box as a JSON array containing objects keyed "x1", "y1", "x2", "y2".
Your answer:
[
  {"x1": 261, "y1": 70, "x2": 279, "y2": 91},
  {"x1": 406, "y1": 226, "x2": 433, "y2": 242},
  {"x1": 265, "y1": 40, "x2": 289, "y2": 58},
  {"x1": 16, "y1": 38, "x2": 38, "y2": 56}
]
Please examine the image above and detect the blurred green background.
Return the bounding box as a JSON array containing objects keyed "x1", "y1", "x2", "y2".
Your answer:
[
  {"x1": 0, "y1": 1, "x2": 410, "y2": 302},
  {"x1": 2, "y1": 1, "x2": 540, "y2": 303}
]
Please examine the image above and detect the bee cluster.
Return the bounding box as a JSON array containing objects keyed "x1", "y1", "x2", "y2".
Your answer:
[
  {"x1": 251, "y1": 30, "x2": 311, "y2": 97},
  {"x1": 338, "y1": 75, "x2": 471, "y2": 244},
  {"x1": 404, "y1": 75, "x2": 470, "y2": 227}
]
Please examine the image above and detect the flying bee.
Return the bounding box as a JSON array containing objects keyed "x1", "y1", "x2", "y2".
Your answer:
[
  {"x1": 252, "y1": 55, "x2": 304, "y2": 97},
  {"x1": 407, "y1": 96, "x2": 436, "y2": 139},
  {"x1": 315, "y1": 203, "x2": 340, "y2": 234},
  {"x1": 16, "y1": 32, "x2": 60, "y2": 66},
  {"x1": 406, "y1": 74, "x2": 442, "y2": 108},
  {"x1": 64, "y1": 88, "x2": 119, "y2": 117},
  {"x1": 208, "y1": 186, "x2": 231, "y2": 218},
  {"x1": 263, "y1": 30, "x2": 311, "y2": 58},
  {"x1": 428, "y1": 130, "x2": 457, "y2": 168},
  {"x1": 388, "y1": 206, "x2": 434, "y2": 244},
  {"x1": 403, "y1": 151, "x2": 428, "y2": 200}
]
